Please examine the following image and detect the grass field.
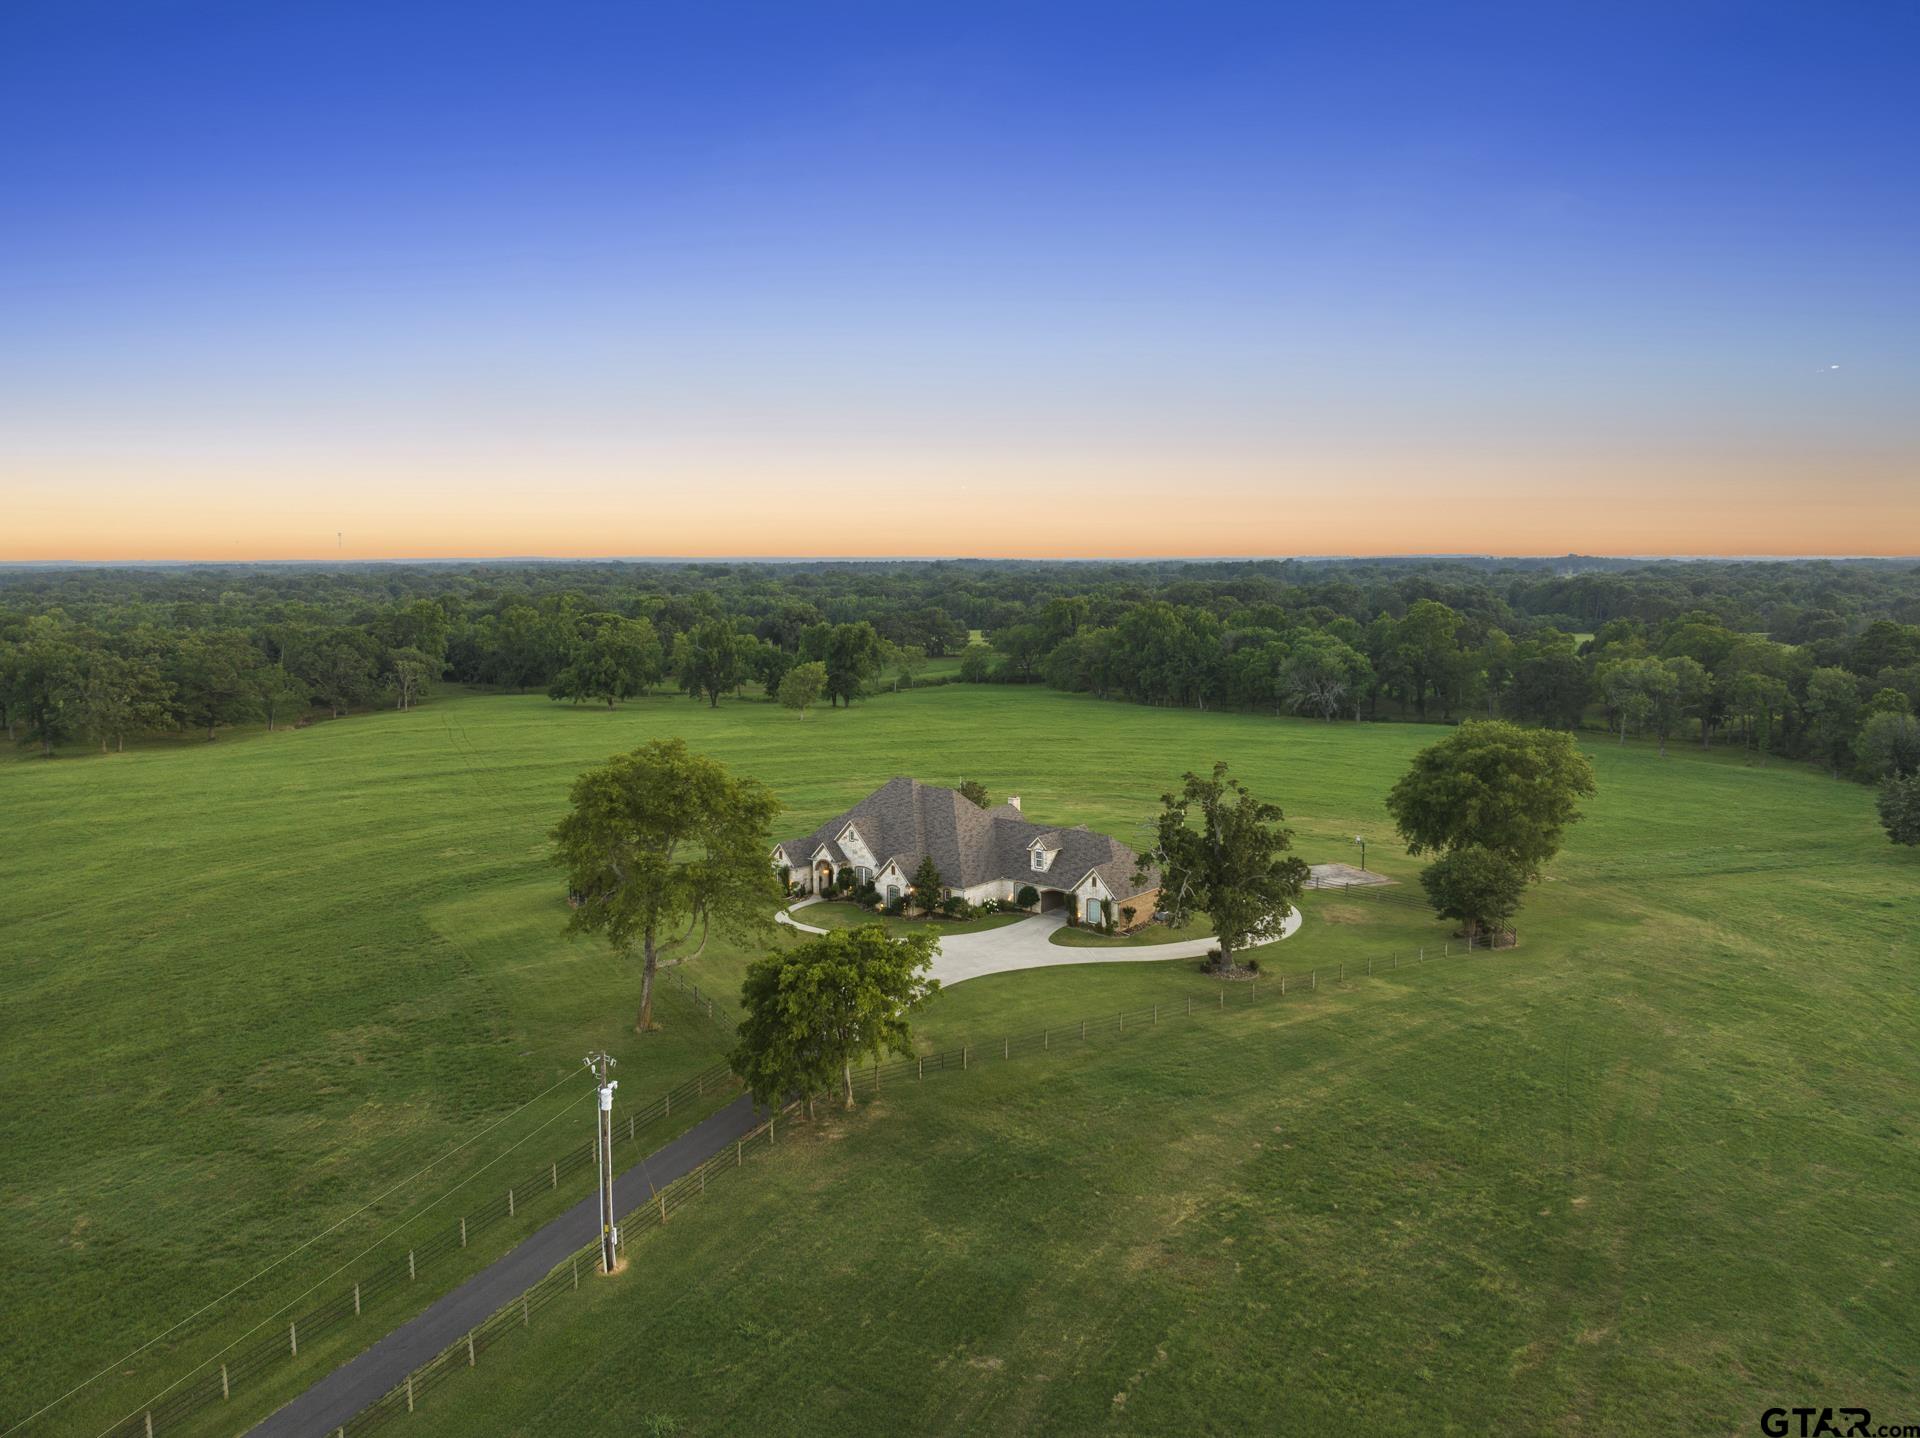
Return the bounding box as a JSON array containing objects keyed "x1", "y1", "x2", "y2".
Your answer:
[{"x1": 4, "y1": 684, "x2": 1917, "y2": 1435}]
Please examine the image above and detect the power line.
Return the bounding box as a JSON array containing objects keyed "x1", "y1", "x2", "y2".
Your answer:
[
  {"x1": 4, "y1": 1065, "x2": 587, "y2": 1438},
  {"x1": 87, "y1": 1075, "x2": 592, "y2": 1438}
]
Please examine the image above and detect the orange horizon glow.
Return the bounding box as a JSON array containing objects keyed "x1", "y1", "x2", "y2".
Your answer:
[{"x1": 8, "y1": 442, "x2": 1916, "y2": 563}]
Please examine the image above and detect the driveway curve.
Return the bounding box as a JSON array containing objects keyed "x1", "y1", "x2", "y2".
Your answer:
[{"x1": 776, "y1": 898, "x2": 1301, "y2": 987}]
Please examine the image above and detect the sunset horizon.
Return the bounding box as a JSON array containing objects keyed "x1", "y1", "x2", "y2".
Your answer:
[{"x1": 6, "y1": 2, "x2": 1916, "y2": 565}]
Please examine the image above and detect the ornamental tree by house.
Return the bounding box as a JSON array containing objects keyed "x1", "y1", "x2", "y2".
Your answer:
[
  {"x1": 1418, "y1": 845, "x2": 1526, "y2": 943},
  {"x1": 551, "y1": 738, "x2": 781, "y2": 1032},
  {"x1": 1137, "y1": 760, "x2": 1309, "y2": 970},
  {"x1": 1386, "y1": 720, "x2": 1597, "y2": 882},
  {"x1": 911, "y1": 854, "x2": 944, "y2": 913},
  {"x1": 956, "y1": 779, "x2": 990, "y2": 809},
  {"x1": 731, "y1": 925, "x2": 939, "y2": 1114}
]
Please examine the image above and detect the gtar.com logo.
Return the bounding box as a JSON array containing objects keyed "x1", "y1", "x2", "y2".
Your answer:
[{"x1": 1761, "y1": 1408, "x2": 1916, "y2": 1438}]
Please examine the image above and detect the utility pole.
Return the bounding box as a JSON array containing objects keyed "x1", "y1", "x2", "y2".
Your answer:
[{"x1": 585, "y1": 1052, "x2": 618, "y2": 1273}]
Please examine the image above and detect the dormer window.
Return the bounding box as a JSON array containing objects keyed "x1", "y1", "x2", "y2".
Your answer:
[{"x1": 1031, "y1": 849, "x2": 1045, "y2": 871}]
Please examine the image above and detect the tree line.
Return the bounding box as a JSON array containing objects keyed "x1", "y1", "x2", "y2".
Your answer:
[{"x1": 4, "y1": 559, "x2": 1917, "y2": 800}]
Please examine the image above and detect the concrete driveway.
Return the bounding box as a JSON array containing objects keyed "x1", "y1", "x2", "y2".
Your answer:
[{"x1": 777, "y1": 899, "x2": 1302, "y2": 987}]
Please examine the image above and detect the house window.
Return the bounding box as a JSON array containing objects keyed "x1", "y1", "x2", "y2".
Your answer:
[
  {"x1": 856, "y1": 866, "x2": 872, "y2": 885},
  {"x1": 1085, "y1": 899, "x2": 1104, "y2": 925},
  {"x1": 1031, "y1": 849, "x2": 1045, "y2": 870},
  {"x1": 886, "y1": 884, "x2": 900, "y2": 904}
]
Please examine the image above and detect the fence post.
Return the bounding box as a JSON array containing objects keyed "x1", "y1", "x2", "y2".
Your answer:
[
  {"x1": 1044, "y1": 1028, "x2": 1049, "y2": 1050},
  {"x1": 354, "y1": 1282, "x2": 360, "y2": 1316},
  {"x1": 1367, "y1": 956, "x2": 1372, "y2": 975},
  {"x1": 290, "y1": 1321, "x2": 298, "y2": 1357},
  {"x1": 659, "y1": 1192, "x2": 667, "y2": 1224},
  {"x1": 1187, "y1": 996, "x2": 1192, "y2": 1016},
  {"x1": 963, "y1": 1045, "x2": 969, "y2": 1070},
  {"x1": 221, "y1": 1364, "x2": 230, "y2": 1401},
  {"x1": 146, "y1": 1413, "x2": 153, "y2": 1438},
  {"x1": 1338, "y1": 962, "x2": 1343, "y2": 983},
  {"x1": 1312, "y1": 970, "x2": 1317, "y2": 991},
  {"x1": 460, "y1": 1217, "x2": 467, "y2": 1248},
  {"x1": 770, "y1": 1115, "x2": 775, "y2": 1145},
  {"x1": 918, "y1": 1056, "x2": 924, "y2": 1080},
  {"x1": 407, "y1": 1375, "x2": 414, "y2": 1413},
  {"x1": 508, "y1": 1188, "x2": 515, "y2": 1218},
  {"x1": 572, "y1": 1256, "x2": 579, "y2": 1289},
  {"x1": 408, "y1": 1249, "x2": 416, "y2": 1281},
  {"x1": 737, "y1": 1138, "x2": 743, "y2": 1166},
  {"x1": 1277, "y1": 975, "x2": 1282, "y2": 996},
  {"x1": 522, "y1": 1293, "x2": 529, "y2": 1327},
  {"x1": 1082, "y1": 1018, "x2": 1088, "y2": 1038},
  {"x1": 1219, "y1": 990, "x2": 1223, "y2": 1010},
  {"x1": 628, "y1": 1114, "x2": 635, "y2": 1141},
  {"x1": 1445, "y1": 941, "x2": 1449, "y2": 957},
  {"x1": 1118, "y1": 1012, "x2": 1124, "y2": 1033},
  {"x1": 551, "y1": 1161, "x2": 557, "y2": 1190},
  {"x1": 874, "y1": 1060, "x2": 880, "y2": 1092},
  {"x1": 467, "y1": 1331, "x2": 475, "y2": 1367}
]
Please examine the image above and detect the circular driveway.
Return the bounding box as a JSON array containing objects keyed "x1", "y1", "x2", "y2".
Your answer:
[{"x1": 776, "y1": 900, "x2": 1301, "y2": 987}]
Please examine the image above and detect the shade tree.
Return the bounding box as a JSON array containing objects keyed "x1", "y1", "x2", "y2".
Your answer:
[
  {"x1": 1418, "y1": 845, "x2": 1526, "y2": 943},
  {"x1": 731, "y1": 925, "x2": 939, "y2": 1115},
  {"x1": 1137, "y1": 761, "x2": 1309, "y2": 970},
  {"x1": 551, "y1": 739, "x2": 781, "y2": 1031},
  {"x1": 777, "y1": 660, "x2": 827, "y2": 717},
  {"x1": 1387, "y1": 720, "x2": 1596, "y2": 882}
]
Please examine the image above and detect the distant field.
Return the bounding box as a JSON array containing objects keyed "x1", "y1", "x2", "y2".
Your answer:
[{"x1": 4, "y1": 685, "x2": 1916, "y2": 1435}]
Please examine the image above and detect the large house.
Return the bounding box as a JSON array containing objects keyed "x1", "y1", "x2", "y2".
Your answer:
[{"x1": 772, "y1": 777, "x2": 1159, "y2": 928}]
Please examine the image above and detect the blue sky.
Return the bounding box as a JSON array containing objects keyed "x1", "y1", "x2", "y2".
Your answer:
[{"x1": 3, "y1": 0, "x2": 1915, "y2": 557}]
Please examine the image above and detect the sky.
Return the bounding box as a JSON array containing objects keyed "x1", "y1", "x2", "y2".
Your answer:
[{"x1": 2, "y1": 0, "x2": 1916, "y2": 561}]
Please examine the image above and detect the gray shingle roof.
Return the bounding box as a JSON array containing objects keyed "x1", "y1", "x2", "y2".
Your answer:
[{"x1": 774, "y1": 778, "x2": 1157, "y2": 900}]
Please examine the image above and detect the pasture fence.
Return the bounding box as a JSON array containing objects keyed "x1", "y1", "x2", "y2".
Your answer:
[
  {"x1": 106, "y1": 901, "x2": 1491, "y2": 1438},
  {"x1": 289, "y1": 925, "x2": 1515, "y2": 1438},
  {"x1": 96, "y1": 1057, "x2": 743, "y2": 1438},
  {"x1": 333, "y1": 1112, "x2": 784, "y2": 1438}
]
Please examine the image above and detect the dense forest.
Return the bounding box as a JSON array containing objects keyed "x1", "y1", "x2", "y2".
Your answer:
[{"x1": 4, "y1": 557, "x2": 1919, "y2": 805}]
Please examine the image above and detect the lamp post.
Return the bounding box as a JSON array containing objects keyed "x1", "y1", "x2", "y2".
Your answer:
[{"x1": 1352, "y1": 834, "x2": 1366, "y2": 872}]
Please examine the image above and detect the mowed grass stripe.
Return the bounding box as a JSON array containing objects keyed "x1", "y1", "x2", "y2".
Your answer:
[{"x1": 3, "y1": 684, "x2": 1914, "y2": 1434}]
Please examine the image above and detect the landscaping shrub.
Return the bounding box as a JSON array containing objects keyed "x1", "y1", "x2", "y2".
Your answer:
[{"x1": 1017, "y1": 885, "x2": 1039, "y2": 909}]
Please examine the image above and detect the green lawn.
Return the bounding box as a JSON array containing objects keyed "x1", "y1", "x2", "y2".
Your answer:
[
  {"x1": 4, "y1": 684, "x2": 1916, "y2": 1435},
  {"x1": 795, "y1": 900, "x2": 1027, "y2": 940}
]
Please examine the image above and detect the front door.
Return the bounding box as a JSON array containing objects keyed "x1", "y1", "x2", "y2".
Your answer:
[{"x1": 815, "y1": 861, "x2": 833, "y2": 894}]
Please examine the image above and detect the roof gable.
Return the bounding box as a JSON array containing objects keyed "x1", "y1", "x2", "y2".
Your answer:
[{"x1": 775, "y1": 778, "x2": 1156, "y2": 898}]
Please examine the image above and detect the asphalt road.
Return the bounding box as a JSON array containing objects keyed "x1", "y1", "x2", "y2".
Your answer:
[{"x1": 247, "y1": 1092, "x2": 765, "y2": 1437}]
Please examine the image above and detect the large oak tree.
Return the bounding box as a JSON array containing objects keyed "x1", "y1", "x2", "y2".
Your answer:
[
  {"x1": 1386, "y1": 720, "x2": 1596, "y2": 880},
  {"x1": 731, "y1": 925, "x2": 939, "y2": 1114},
  {"x1": 551, "y1": 738, "x2": 781, "y2": 1031},
  {"x1": 1138, "y1": 761, "x2": 1309, "y2": 970}
]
